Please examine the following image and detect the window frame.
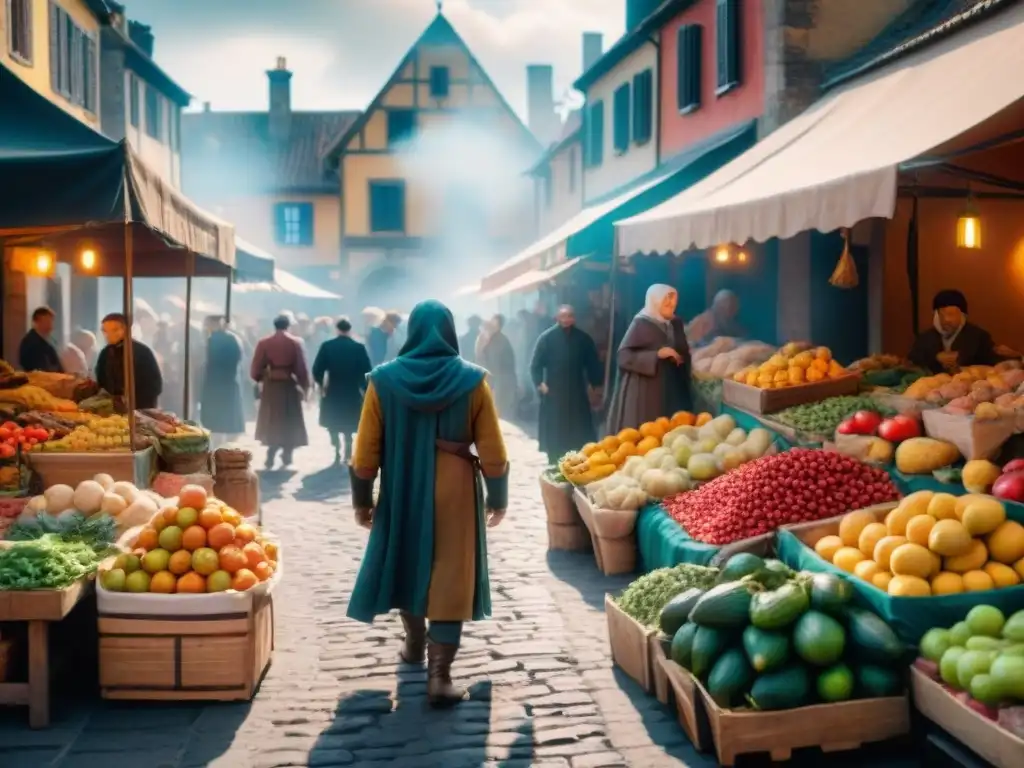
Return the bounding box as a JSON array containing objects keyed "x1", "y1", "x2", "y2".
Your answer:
[
  {"x1": 676, "y1": 23, "x2": 703, "y2": 115},
  {"x1": 386, "y1": 108, "x2": 417, "y2": 147},
  {"x1": 6, "y1": 0, "x2": 33, "y2": 65},
  {"x1": 612, "y1": 81, "x2": 631, "y2": 155},
  {"x1": 368, "y1": 180, "x2": 407, "y2": 234},
  {"x1": 632, "y1": 68, "x2": 653, "y2": 146},
  {"x1": 46, "y1": 2, "x2": 97, "y2": 112},
  {"x1": 585, "y1": 99, "x2": 604, "y2": 168},
  {"x1": 428, "y1": 66, "x2": 450, "y2": 99},
  {"x1": 128, "y1": 73, "x2": 140, "y2": 127},
  {"x1": 273, "y1": 202, "x2": 315, "y2": 247},
  {"x1": 716, "y1": 0, "x2": 742, "y2": 96},
  {"x1": 144, "y1": 84, "x2": 163, "y2": 141}
]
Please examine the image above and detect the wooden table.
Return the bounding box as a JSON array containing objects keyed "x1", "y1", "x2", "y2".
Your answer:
[{"x1": 0, "y1": 579, "x2": 94, "y2": 728}]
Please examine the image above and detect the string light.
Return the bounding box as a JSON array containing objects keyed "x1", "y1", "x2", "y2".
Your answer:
[
  {"x1": 35, "y1": 251, "x2": 53, "y2": 274},
  {"x1": 956, "y1": 196, "x2": 981, "y2": 250},
  {"x1": 80, "y1": 248, "x2": 97, "y2": 270}
]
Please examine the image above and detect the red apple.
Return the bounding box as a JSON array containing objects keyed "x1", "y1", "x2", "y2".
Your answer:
[
  {"x1": 992, "y1": 472, "x2": 1024, "y2": 503},
  {"x1": 1003, "y1": 459, "x2": 1024, "y2": 475},
  {"x1": 850, "y1": 410, "x2": 883, "y2": 435},
  {"x1": 878, "y1": 415, "x2": 921, "y2": 443}
]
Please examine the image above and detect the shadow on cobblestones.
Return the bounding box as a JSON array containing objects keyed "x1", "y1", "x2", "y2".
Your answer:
[
  {"x1": 258, "y1": 469, "x2": 297, "y2": 502},
  {"x1": 544, "y1": 550, "x2": 632, "y2": 611},
  {"x1": 293, "y1": 463, "x2": 350, "y2": 503}
]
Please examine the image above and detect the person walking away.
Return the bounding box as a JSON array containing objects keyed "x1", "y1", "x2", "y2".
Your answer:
[
  {"x1": 200, "y1": 316, "x2": 245, "y2": 448},
  {"x1": 95, "y1": 313, "x2": 163, "y2": 409},
  {"x1": 368, "y1": 311, "x2": 403, "y2": 367},
  {"x1": 347, "y1": 299, "x2": 508, "y2": 708},
  {"x1": 459, "y1": 315, "x2": 483, "y2": 364},
  {"x1": 19, "y1": 307, "x2": 63, "y2": 372},
  {"x1": 685, "y1": 289, "x2": 744, "y2": 348},
  {"x1": 529, "y1": 306, "x2": 603, "y2": 465},
  {"x1": 251, "y1": 314, "x2": 310, "y2": 469},
  {"x1": 312, "y1": 317, "x2": 372, "y2": 463},
  {"x1": 606, "y1": 284, "x2": 692, "y2": 434},
  {"x1": 476, "y1": 315, "x2": 517, "y2": 418}
]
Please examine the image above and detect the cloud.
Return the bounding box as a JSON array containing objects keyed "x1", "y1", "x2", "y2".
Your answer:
[{"x1": 122, "y1": 0, "x2": 624, "y2": 114}]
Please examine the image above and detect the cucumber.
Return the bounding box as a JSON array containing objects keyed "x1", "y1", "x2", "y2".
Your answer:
[
  {"x1": 670, "y1": 622, "x2": 699, "y2": 669},
  {"x1": 808, "y1": 572, "x2": 854, "y2": 616},
  {"x1": 707, "y1": 647, "x2": 755, "y2": 707},
  {"x1": 749, "y1": 582, "x2": 809, "y2": 630},
  {"x1": 691, "y1": 625, "x2": 733, "y2": 678},
  {"x1": 855, "y1": 664, "x2": 903, "y2": 698},
  {"x1": 690, "y1": 581, "x2": 756, "y2": 629},
  {"x1": 659, "y1": 588, "x2": 706, "y2": 637},
  {"x1": 793, "y1": 610, "x2": 846, "y2": 667},
  {"x1": 817, "y1": 663, "x2": 855, "y2": 702},
  {"x1": 747, "y1": 664, "x2": 812, "y2": 710},
  {"x1": 742, "y1": 625, "x2": 790, "y2": 673},
  {"x1": 715, "y1": 552, "x2": 765, "y2": 584},
  {"x1": 846, "y1": 608, "x2": 905, "y2": 664}
]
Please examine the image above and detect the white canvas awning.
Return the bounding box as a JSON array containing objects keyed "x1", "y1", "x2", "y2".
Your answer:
[
  {"x1": 617, "y1": 2, "x2": 1024, "y2": 254},
  {"x1": 481, "y1": 257, "x2": 583, "y2": 300},
  {"x1": 233, "y1": 268, "x2": 341, "y2": 300}
]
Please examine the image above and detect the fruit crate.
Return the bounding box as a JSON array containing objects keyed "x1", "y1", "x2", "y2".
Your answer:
[
  {"x1": 921, "y1": 409, "x2": 1016, "y2": 461},
  {"x1": 98, "y1": 591, "x2": 274, "y2": 701},
  {"x1": 604, "y1": 593, "x2": 654, "y2": 692},
  {"x1": 722, "y1": 375, "x2": 861, "y2": 415},
  {"x1": 660, "y1": 659, "x2": 713, "y2": 752},
  {"x1": 694, "y1": 674, "x2": 910, "y2": 765},
  {"x1": 649, "y1": 633, "x2": 671, "y2": 705},
  {"x1": 911, "y1": 666, "x2": 1024, "y2": 768},
  {"x1": 575, "y1": 489, "x2": 637, "y2": 576},
  {"x1": 27, "y1": 448, "x2": 155, "y2": 489}
]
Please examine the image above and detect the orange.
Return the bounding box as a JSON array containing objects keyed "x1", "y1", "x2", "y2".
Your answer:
[
  {"x1": 221, "y1": 508, "x2": 243, "y2": 527},
  {"x1": 176, "y1": 572, "x2": 206, "y2": 594},
  {"x1": 670, "y1": 411, "x2": 695, "y2": 427},
  {"x1": 198, "y1": 507, "x2": 224, "y2": 530},
  {"x1": 231, "y1": 569, "x2": 259, "y2": 591},
  {"x1": 581, "y1": 442, "x2": 600, "y2": 457},
  {"x1": 168, "y1": 549, "x2": 193, "y2": 575},
  {"x1": 598, "y1": 436, "x2": 620, "y2": 453},
  {"x1": 178, "y1": 485, "x2": 208, "y2": 510},
  {"x1": 242, "y1": 542, "x2": 266, "y2": 569},
  {"x1": 191, "y1": 547, "x2": 220, "y2": 576},
  {"x1": 234, "y1": 524, "x2": 258, "y2": 545},
  {"x1": 208, "y1": 522, "x2": 236, "y2": 550},
  {"x1": 617, "y1": 428, "x2": 641, "y2": 444},
  {"x1": 638, "y1": 422, "x2": 663, "y2": 440},
  {"x1": 181, "y1": 525, "x2": 207, "y2": 552},
  {"x1": 149, "y1": 570, "x2": 177, "y2": 593},
  {"x1": 655, "y1": 417, "x2": 671, "y2": 433},
  {"x1": 161, "y1": 506, "x2": 180, "y2": 526},
  {"x1": 135, "y1": 527, "x2": 159, "y2": 551},
  {"x1": 695, "y1": 412, "x2": 713, "y2": 427},
  {"x1": 253, "y1": 561, "x2": 273, "y2": 582},
  {"x1": 636, "y1": 436, "x2": 660, "y2": 455},
  {"x1": 149, "y1": 512, "x2": 168, "y2": 532},
  {"x1": 263, "y1": 542, "x2": 279, "y2": 562},
  {"x1": 131, "y1": 547, "x2": 148, "y2": 561},
  {"x1": 218, "y1": 545, "x2": 247, "y2": 573}
]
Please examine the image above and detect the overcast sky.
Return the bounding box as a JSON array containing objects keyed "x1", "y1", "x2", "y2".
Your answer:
[{"x1": 123, "y1": 0, "x2": 625, "y2": 116}]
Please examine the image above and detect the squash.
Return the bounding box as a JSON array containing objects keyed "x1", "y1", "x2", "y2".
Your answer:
[
  {"x1": 928, "y1": 519, "x2": 973, "y2": 557},
  {"x1": 983, "y1": 561, "x2": 1021, "y2": 588},
  {"x1": 931, "y1": 572, "x2": 964, "y2": 595},
  {"x1": 873, "y1": 535, "x2": 908, "y2": 571},
  {"x1": 962, "y1": 570, "x2": 996, "y2": 592},
  {"x1": 986, "y1": 521, "x2": 1024, "y2": 564},
  {"x1": 814, "y1": 535, "x2": 845, "y2": 562},
  {"x1": 888, "y1": 575, "x2": 931, "y2": 597},
  {"x1": 927, "y1": 493, "x2": 959, "y2": 521},
  {"x1": 963, "y1": 460, "x2": 1002, "y2": 494},
  {"x1": 905, "y1": 515, "x2": 936, "y2": 548},
  {"x1": 944, "y1": 540, "x2": 988, "y2": 573},
  {"x1": 889, "y1": 543, "x2": 933, "y2": 578},
  {"x1": 857, "y1": 523, "x2": 888, "y2": 559},
  {"x1": 839, "y1": 510, "x2": 878, "y2": 547},
  {"x1": 894, "y1": 437, "x2": 961, "y2": 475},
  {"x1": 833, "y1": 547, "x2": 866, "y2": 573},
  {"x1": 961, "y1": 498, "x2": 1007, "y2": 537}
]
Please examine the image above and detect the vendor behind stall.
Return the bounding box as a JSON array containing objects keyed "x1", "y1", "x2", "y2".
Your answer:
[
  {"x1": 95, "y1": 313, "x2": 164, "y2": 409},
  {"x1": 908, "y1": 289, "x2": 1018, "y2": 373},
  {"x1": 685, "y1": 289, "x2": 744, "y2": 348},
  {"x1": 18, "y1": 306, "x2": 62, "y2": 372}
]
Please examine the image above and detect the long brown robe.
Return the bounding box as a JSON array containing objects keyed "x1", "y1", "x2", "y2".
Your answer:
[
  {"x1": 606, "y1": 315, "x2": 692, "y2": 433},
  {"x1": 250, "y1": 330, "x2": 310, "y2": 448}
]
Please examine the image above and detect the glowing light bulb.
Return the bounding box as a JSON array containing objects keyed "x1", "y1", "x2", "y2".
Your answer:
[
  {"x1": 80, "y1": 249, "x2": 97, "y2": 270},
  {"x1": 715, "y1": 247, "x2": 730, "y2": 263},
  {"x1": 737, "y1": 251, "x2": 748, "y2": 263},
  {"x1": 36, "y1": 251, "x2": 52, "y2": 273}
]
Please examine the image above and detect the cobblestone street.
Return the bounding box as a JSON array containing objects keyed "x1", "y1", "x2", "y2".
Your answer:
[{"x1": 0, "y1": 416, "x2": 711, "y2": 768}]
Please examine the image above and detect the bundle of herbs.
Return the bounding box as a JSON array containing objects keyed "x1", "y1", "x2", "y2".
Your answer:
[{"x1": 0, "y1": 533, "x2": 113, "y2": 590}]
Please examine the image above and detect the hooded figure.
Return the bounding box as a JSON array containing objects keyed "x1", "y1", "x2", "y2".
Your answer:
[
  {"x1": 908, "y1": 289, "x2": 1000, "y2": 373},
  {"x1": 606, "y1": 284, "x2": 692, "y2": 434},
  {"x1": 348, "y1": 299, "x2": 509, "y2": 708},
  {"x1": 685, "y1": 289, "x2": 744, "y2": 347}
]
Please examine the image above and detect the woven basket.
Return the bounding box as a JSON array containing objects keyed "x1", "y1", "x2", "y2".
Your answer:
[
  {"x1": 539, "y1": 474, "x2": 578, "y2": 525},
  {"x1": 164, "y1": 451, "x2": 211, "y2": 475},
  {"x1": 546, "y1": 521, "x2": 591, "y2": 552}
]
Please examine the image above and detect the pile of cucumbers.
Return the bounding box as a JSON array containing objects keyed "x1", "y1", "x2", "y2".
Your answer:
[{"x1": 659, "y1": 552, "x2": 907, "y2": 710}]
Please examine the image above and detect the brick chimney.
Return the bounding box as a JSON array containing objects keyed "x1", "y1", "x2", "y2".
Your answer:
[
  {"x1": 267, "y1": 56, "x2": 292, "y2": 142},
  {"x1": 526, "y1": 64, "x2": 558, "y2": 145},
  {"x1": 582, "y1": 32, "x2": 603, "y2": 73}
]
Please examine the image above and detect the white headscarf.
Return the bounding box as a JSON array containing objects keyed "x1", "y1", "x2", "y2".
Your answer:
[{"x1": 638, "y1": 284, "x2": 676, "y2": 325}]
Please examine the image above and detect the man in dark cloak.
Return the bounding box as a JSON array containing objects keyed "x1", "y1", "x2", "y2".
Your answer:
[
  {"x1": 19, "y1": 306, "x2": 63, "y2": 372},
  {"x1": 459, "y1": 315, "x2": 483, "y2": 364},
  {"x1": 529, "y1": 305, "x2": 603, "y2": 465},
  {"x1": 312, "y1": 317, "x2": 372, "y2": 463},
  {"x1": 95, "y1": 313, "x2": 163, "y2": 410},
  {"x1": 908, "y1": 289, "x2": 1014, "y2": 373},
  {"x1": 199, "y1": 316, "x2": 245, "y2": 447},
  {"x1": 368, "y1": 312, "x2": 402, "y2": 367},
  {"x1": 476, "y1": 315, "x2": 517, "y2": 418}
]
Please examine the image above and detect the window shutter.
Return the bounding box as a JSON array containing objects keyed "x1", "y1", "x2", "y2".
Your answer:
[
  {"x1": 613, "y1": 83, "x2": 630, "y2": 153},
  {"x1": 676, "y1": 24, "x2": 702, "y2": 113},
  {"x1": 84, "y1": 34, "x2": 96, "y2": 112},
  {"x1": 589, "y1": 101, "x2": 604, "y2": 167},
  {"x1": 632, "y1": 69, "x2": 653, "y2": 144},
  {"x1": 429, "y1": 66, "x2": 450, "y2": 98},
  {"x1": 299, "y1": 203, "x2": 314, "y2": 245},
  {"x1": 716, "y1": 0, "x2": 741, "y2": 92},
  {"x1": 48, "y1": 1, "x2": 59, "y2": 91},
  {"x1": 273, "y1": 204, "x2": 287, "y2": 243}
]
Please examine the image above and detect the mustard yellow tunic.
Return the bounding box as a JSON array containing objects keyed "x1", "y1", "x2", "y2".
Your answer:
[{"x1": 351, "y1": 380, "x2": 508, "y2": 621}]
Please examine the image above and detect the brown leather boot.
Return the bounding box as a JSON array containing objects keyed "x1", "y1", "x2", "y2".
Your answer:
[
  {"x1": 399, "y1": 611, "x2": 426, "y2": 664},
  {"x1": 427, "y1": 640, "x2": 466, "y2": 708}
]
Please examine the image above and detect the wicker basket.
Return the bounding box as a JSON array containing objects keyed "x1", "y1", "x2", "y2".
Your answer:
[
  {"x1": 538, "y1": 474, "x2": 578, "y2": 525},
  {"x1": 163, "y1": 451, "x2": 211, "y2": 475},
  {"x1": 546, "y1": 521, "x2": 591, "y2": 551}
]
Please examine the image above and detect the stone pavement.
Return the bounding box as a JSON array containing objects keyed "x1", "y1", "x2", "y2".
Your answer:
[{"x1": 0, "y1": 417, "x2": 917, "y2": 768}]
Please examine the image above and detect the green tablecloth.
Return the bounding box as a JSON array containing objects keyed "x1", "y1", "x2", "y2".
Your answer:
[{"x1": 635, "y1": 503, "x2": 722, "y2": 569}]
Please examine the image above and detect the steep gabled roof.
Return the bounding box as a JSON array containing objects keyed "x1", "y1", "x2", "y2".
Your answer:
[
  {"x1": 321, "y1": 13, "x2": 541, "y2": 166},
  {"x1": 526, "y1": 110, "x2": 582, "y2": 176}
]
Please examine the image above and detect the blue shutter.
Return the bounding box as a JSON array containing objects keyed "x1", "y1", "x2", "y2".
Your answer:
[
  {"x1": 568, "y1": 147, "x2": 577, "y2": 192},
  {"x1": 716, "y1": 0, "x2": 741, "y2": 92},
  {"x1": 613, "y1": 83, "x2": 630, "y2": 153},
  {"x1": 299, "y1": 203, "x2": 314, "y2": 245},
  {"x1": 48, "y1": 2, "x2": 59, "y2": 91},
  {"x1": 677, "y1": 25, "x2": 702, "y2": 113},
  {"x1": 429, "y1": 66, "x2": 450, "y2": 98},
  {"x1": 84, "y1": 35, "x2": 96, "y2": 112},
  {"x1": 632, "y1": 69, "x2": 653, "y2": 145},
  {"x1": 273, "y1": 204, "x2": 288, "y2": 244},
  {"x1": 369, "y1": 183, "x2": 405, "y2": 232},
  {"x1": 386, "y1": 110, "x2": 416, "y2": 145},
  {"x1": 588, "y1": 100, "x2": 604, "y2": 167}
]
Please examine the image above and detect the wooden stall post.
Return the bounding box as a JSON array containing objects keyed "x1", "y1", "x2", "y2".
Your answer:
[
  {"x1": 183, "y1": 251, "x2": 195, "y2": 420},
  {"x1": 122, "y1": 223, "x2": 137, "y2": 442}
]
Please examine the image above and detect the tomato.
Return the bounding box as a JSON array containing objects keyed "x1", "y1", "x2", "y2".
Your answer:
[
  {"x1": 0, "y1": 428, "x2": 10, "y2": 441},
  {"x1": 27, "y1": 438, "x2": 38, "y2": 445},
  {"x1": 0, "y1": 444, "x2": 13, "y2": 459},
  {"x1": 850, "y1": 410, "x2": 882, "y2": 435},
  {"x1": 2, "y1": 421, "x2": 17, "y2": 431}
]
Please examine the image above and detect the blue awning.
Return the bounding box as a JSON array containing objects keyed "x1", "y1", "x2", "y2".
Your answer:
[{"x1": 234, "y1": 237, "x2": 276, "y2": 283}]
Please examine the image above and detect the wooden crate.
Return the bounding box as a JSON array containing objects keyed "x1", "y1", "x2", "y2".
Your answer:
[
  {"x1": 604, "y1": 594, "x2": 653, "y2": 692},
  {"x1": 575, "y1": 489, "x2": 637, "y2": 576},
  {"x1": 911, "y1": 667, "x2": 1024, "y2": 768},
  {"x1": 694, "y1": 676, "x2": 910, "y2": 765},
  {"x1": 722, "y1": 375, "x2": 861, "y2": 415},
  {"x1": 660, "y1": 659, "x2": 712, "y2": 752},
  {"x1": 649, "y1": 633, "x2": 671, "y2": 705},
  {"x1": 99, "y1": 593, "x2": 274, "y2": 701},
  {"x1": 27, "y1": 448, "x2": 155, "y2": 489}
]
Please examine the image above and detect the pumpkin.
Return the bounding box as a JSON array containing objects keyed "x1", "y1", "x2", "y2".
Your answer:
[{"x1": 894, "y1": 437, "x2": 961, "y2": 475}]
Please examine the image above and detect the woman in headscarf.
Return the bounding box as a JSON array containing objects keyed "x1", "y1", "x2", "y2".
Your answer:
[
  {"x1": 347, "y1": 299, "x2": 509, "y2": 708},
  {"x1": 908, "y1": 289, "x2": 1005, "y2": 373},
  {"x1": 606, "y1": 284, "x2": 692, "y2": 433},
  {"x1": 685, "y1": 289, "x2": 744, "y2": 348}
]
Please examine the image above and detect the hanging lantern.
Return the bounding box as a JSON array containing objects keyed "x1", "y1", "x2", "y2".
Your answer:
[
  {"x1": 956, "y1": 197, "x2": 981, "y2": 249},
  {"x1": 714, "y1": 246, "x2": 730, "y2": 264},
  {"x1": 79, "y1": 246, "x2": 97, "y2": 271},
  {"x1": 829, "y1": 228, "x2": 859, "y2": 289}
]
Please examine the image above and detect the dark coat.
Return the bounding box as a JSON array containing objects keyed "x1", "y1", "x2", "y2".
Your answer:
[
  {"x1": 18, "y1": 329, "x2": 62, "y2": 372},
  {"x1": 95, "y1": 340, "x2": 163, "y2": 410},
  {"x1": 478, "y1": 331, "x2": 517, "y2": 417},
  {"x1": 200, "y1": 330, "x2": 245, "y2": 433},
  {"x1": 908, "y1": 322, "x2": 1000, "y2": 374},
  {"x1": 312, "y1": 335, "x2": 372, "y2": 435},
  {"x1": 606, "y1": 315, "x2": 692, "y2": 434},
  {"x1": 368, "y1": 326, "x2": 391, "y2": 367},
  {"x1": 530, "y1": 325, "x2": 603, "y2": 463}
]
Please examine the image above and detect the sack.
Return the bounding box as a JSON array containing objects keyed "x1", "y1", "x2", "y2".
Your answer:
[{"x1": 829, "y1": 229, "x2": 859, "y2": 289}]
